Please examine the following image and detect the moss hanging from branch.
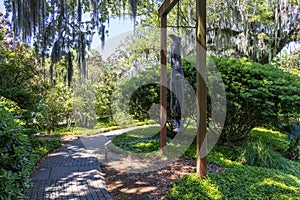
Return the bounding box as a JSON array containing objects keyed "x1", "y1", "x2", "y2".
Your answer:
[
  {"x1": 129, "y1": 0, "x2": 139, "y2": 20},
  {"x1": 206, "y1": 0, "x2": 300, "y2": 64},
  {"x1": 4, "y1": 0, "x2": 133, "y2": 84}
]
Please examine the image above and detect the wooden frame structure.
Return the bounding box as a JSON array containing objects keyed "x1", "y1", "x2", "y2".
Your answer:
[{"x1": 158, "y1": 0, "x2": 207, "y2": 178}]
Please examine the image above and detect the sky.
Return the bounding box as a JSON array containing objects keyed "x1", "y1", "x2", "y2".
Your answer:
[
  {"x1": 90, "y1": 18, "x2": 133, "y2": 51},
  {"x1": 0, "y1": 1, "x2": 4, "y2": 14}
]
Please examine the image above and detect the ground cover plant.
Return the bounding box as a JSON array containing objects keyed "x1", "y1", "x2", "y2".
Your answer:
[{"x1": 167, "y1": 128, "x2": 300, "y2": 199}]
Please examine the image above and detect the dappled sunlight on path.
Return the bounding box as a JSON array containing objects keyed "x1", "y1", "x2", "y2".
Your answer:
[{"x1": 26, "y1": 140, "x2": 112, "y2": 199}]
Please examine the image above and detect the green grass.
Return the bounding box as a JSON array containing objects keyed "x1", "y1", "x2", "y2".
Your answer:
[
  {"x1": 109, "y1": 126, "x2": 161, "y2": 155},
  {"x1": 110, "y1": 125, "x2": 197, "y2": 157},
  {"x1": 51, "y1": 118, "x2": 155, "y2": 136},
  {"x1": 110, "y1": 126, "x2": 300, "y2": 199}
]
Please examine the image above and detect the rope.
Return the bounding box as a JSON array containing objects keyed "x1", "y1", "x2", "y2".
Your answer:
[{"x1": 177, "y1": 0, "x2": 180, "y2": 32}]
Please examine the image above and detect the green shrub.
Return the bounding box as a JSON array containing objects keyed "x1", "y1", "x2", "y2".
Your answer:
[
  {"x1": 116, "y1": 65, "x2": 164, "y2": 122},
  {"x1": 238, "y1": 139, "x2": 290, "y2": 170},
  {"x1": 184, "y1": 56, "x2": 300, "y2": 144},
  {"x1": 0, "y1": 97, "x2": 31, "y2": 199},
  {"x1": 42, "y1": 83, "x2": 74, "y2": 131},
  {"x1": 250, "y1": 128, "x2": 289, "y2": 154},
  {"x1": 129, "y1": 83, "x2": 160, "y2": 121},
  {"x1": 0, "y1": 97, "x2": 62, "y2": 199},
  {"x1": 118, "y1": 57, "x2": 300, "y2": 144},
  {"x1": 30, "y1": 138, "x2": 61, "y2": 165}
]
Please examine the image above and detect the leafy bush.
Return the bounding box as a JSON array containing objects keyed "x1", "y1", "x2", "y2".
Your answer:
[
  {"x1": 0, "y1": 21, "x2": 44, "y2": 112},
  {"x1": 93, "y1": 71, "x2": 115, "y2": 118},
  {"x1": 249, "y1": 128, "x2": 289, "y2": 154},
  {"x1": 184, "y1": 56, "x2": 300, "y2": 144},
  {"x1": 238, "y1": 139, "x2": 290, "y2": 170},
  {"x1": 129, "y1": 83, "x2": 160, "y2": 121},
  {"x1": 0, "y1": 97, "x2": 31, "y2": 199},
  {"x1": 30, "y1": 138, "x2": 61, "y2": 165},
  {"x1": 116, "y1": 65, "x2": 163, "y2": 122},
  {"x1": 119, "y1": 56, "x2": 300, "y2": 144},
  {"x1": 0, "y1": 97, "x2": 62, "y2": 199},
  {"x1": 42, "y1": 83, "x2": 74, "y2": 131}
]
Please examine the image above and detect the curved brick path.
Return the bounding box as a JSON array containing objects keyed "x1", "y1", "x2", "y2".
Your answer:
[{"x1": 25, "y1": 126, "x2": 144, "y2": 200}]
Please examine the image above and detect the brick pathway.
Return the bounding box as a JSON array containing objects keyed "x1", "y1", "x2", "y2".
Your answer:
[
  {"x1": 26, "y1": 139, "x2": 112, "y2": 200},
  {"x1": 25, "y1": 126, "x2": 145, "y2": 200}
]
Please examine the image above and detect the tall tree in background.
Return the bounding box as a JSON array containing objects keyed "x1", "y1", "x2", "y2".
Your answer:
[
  {"x1": 135, "y1": 0, "x2": 300, "y2": 64},
  {"x1": 207, "y1": 0, "x2": 300, "y2": 63},
  {"x1": 3, "y1": 0, "x2": 140, "y2": 83},
  {"x1": 4, "y1": 0, "x2": 299, "y2": 76}
]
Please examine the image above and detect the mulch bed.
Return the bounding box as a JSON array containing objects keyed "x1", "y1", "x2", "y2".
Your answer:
[{"x1": 102, "y1": 158, "x2": 224, "y2": 200}]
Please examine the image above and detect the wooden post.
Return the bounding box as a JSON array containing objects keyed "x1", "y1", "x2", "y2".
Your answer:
[
  {"x1": 159, "y1": 0, "x2": 179, "y2": 154},
  {"x1": 158, "y1": 2, "x2": 208, "y2": 178},
  {"x1": 160, "y1": 15, "x2": 167, "y2": 153},
  {"x1": 196, "y1": 0, "x2": 208, "y2": 178}
]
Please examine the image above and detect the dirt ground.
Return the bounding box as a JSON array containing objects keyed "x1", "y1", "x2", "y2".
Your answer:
[{"x1": 102, "y1": 158, "x2": 224, "y2": 200}]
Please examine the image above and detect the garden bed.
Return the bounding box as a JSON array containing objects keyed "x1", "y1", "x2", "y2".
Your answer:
[
  {"x1": 102, "y1": 158, "x2": 224, "y2": 200},
  {"x1": 103, "y1": 126, "x2": 300, "y2": 199}
]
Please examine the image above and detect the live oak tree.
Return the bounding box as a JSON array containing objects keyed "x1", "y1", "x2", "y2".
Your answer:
[
  {"x1": 135, "y1": 0, "x2": 300, "y2": 64},
  {"x1": 3, "y1": 0, "x2": 140, "y2": 83},
  {"x1": 206, "y1": 0, "x2": 300, "y2": 64},
  {"x1": 5, "y1": 0, "x2": 298, "y2": 86}
]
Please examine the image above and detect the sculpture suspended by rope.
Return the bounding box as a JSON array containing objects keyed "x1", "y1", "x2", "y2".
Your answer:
[{"x1": 169, "y1": 34, "x2": 184, "y2": 132}]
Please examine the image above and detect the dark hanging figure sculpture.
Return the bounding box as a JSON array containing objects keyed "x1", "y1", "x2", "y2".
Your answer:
[{"x1": 169, "y1": 34, "x2": 184, "y2": 132}]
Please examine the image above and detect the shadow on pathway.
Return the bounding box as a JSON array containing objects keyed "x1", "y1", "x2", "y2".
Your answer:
[{"x1": 26, "y1": 126, "x2": 145, "y2": 200}]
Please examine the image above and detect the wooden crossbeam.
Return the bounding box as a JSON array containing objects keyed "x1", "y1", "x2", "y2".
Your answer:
[{"x1": 158, "y1": 0, "x2": 179, "y2": 16}]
